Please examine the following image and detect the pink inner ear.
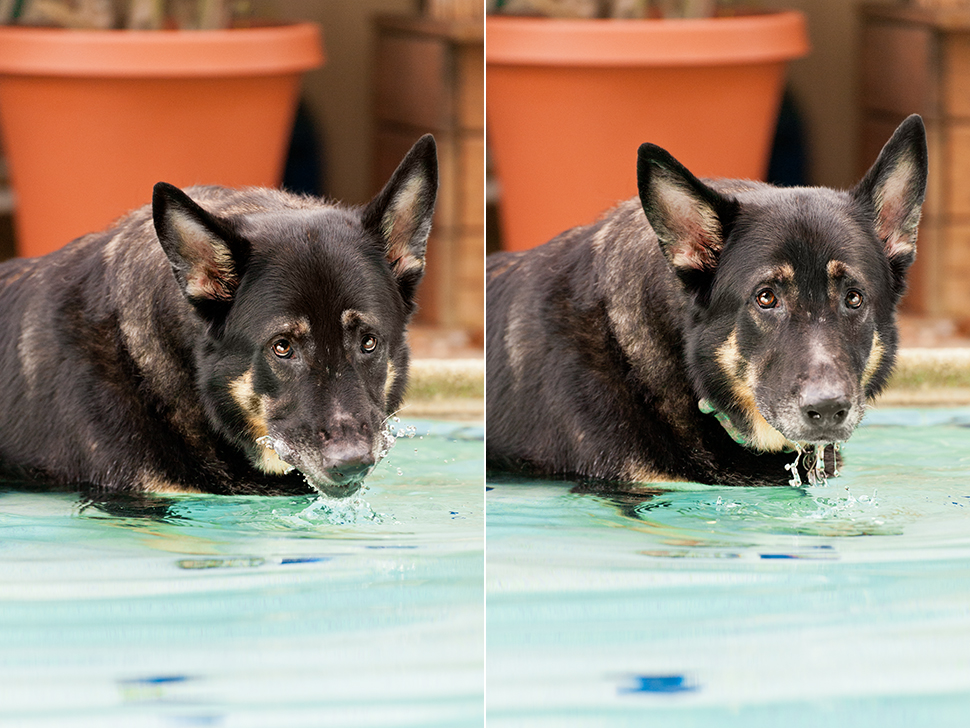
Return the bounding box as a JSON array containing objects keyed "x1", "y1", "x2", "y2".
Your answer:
[
  {"x1": 658, "y1": 183, "x2": 722, "y2": 271},
  {"x1": 669, "y1": 217, "x2": 721, "y2": 270},
  {"x1": 386, "y1": 220, "x2": 425, "y2": 277},
  {"x1": 875, "y1": 158, "x2": 920, "y2": 258},
  {"x1": 173, "y1": 213, "x2": 237, "y2": 300},
  {"x1": 186, "y1": 266, "x2": 234, "y2": 301},
  {"x1": 878, "y1": 203, "x2": 917, "y2": 259},
  {"x1": 382, "y1": 175, "x2": 427, "y2": 276},
  {"x1": 670, "y1": 244, "x2": 718, "y2": 271}
]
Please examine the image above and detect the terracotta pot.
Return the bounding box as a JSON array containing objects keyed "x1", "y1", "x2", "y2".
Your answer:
[
  {"x1": 487, "y1": 12, "x2": 809, "y2": 251},
  {"x1": 0, "y1": 24, "x2": 323, "y2": 257}
]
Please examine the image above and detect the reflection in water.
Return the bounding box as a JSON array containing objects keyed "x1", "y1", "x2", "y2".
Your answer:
[
  {"x1": 0, "y1": 421, "x2": 485, "y2": 726},
  {"x1": 487, "y1": 409, "x2": 970, "y2": 726}
]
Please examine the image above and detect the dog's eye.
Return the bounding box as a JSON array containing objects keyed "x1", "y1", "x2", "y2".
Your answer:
[
  {"x1": 360, "y1": 335, "x2": 378, "y2": 354},
  {"x1": 755, "y1": 288, "x2": 777, "y2": 309},
  {"x1": 845, "y1": 290, "x2": 864, "y2": 309},
  {"x1": 272, "y1": 339, "x2": 293, "y2": 358}
]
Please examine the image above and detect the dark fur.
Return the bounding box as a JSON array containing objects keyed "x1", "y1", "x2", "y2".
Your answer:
[
  {"x1": 0, "y1": 135, "x2": 437, "y2": 497},
  {"x1": 487, "y1": 116, "x2": 927, "y2": 487}
]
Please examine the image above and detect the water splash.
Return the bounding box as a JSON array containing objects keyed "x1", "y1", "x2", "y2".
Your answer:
[
  {"x1": 378, "y1": 417, "x2": 417, "y2": 459},
  {"x1": 786, "y1": 443, "x2": 841, "y2": 487},
  {"x1": 638, "y1": 483, "x2": 891, "y2": 538},
  {"x1": 273, "y1": 490, "x2": 385, "y2": 527}
]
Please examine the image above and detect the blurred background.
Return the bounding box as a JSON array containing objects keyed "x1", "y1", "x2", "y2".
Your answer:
[
  {"x1": 0, "y1": 0, "x2": 484, "y2": 359},
  {"x1": 485, "y1": 0, "x2": 970, "y2": 346},
  {"x1": 5, "y1": 1, "x2": 970, "y2": 352}
]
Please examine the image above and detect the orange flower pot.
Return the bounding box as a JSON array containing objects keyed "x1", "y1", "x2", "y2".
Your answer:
[
  {"x1": 487, "y1": 12, "x2": 809, "y2": 251},
  {"x1": 0, "y1": 24, "x2": 324, "y2": 257}
]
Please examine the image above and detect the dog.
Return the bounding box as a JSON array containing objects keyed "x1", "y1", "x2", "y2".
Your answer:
[
  {"x1": 487, "y1": 115, "x2": 927, "y2": 487},
  {"x1": 0, "y1": 135, "x2": 437, "y2": 498}
]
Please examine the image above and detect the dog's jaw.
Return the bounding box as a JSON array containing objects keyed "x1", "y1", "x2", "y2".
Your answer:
[{"x1": 256, "y1": 432, "x2": 379, "y2": 499}]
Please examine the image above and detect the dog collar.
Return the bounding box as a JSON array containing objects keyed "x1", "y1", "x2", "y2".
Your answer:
[
  {"x1": 698, "y1": 398, "x2": 749, "y2": 447},
  {"x1": 697, "y1": 398, "x2": 795, "y2": 454},
  {"x1": 698, "y1": 398, "x2": 839, "y2": 486}
]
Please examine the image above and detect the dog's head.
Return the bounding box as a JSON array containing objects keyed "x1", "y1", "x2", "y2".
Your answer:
[
  {"x1": 152, "y1": 135, "x2": 437, "y2": 497},
  {"x1": 637, "y1": 115, "x2": 926, "y2": 452}
]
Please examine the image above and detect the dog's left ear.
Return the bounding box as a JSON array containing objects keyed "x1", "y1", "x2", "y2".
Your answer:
[
  {"x1": 637, "y1": 143, "x2": 739, "y2": 294},
  {"x1": 852, "y1": 114, "x2": 928, "y2": 288},
  {"x1": 153, "y1": 182, "x2": 251, "y2": 319},
  {"x1": 362, "y1": 134, "x2": 438, "y2": 310}
]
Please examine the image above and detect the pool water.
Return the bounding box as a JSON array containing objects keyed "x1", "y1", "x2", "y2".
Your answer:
[
  {"x1": 486, "y1": 408, "x2": 970, "y2": 727},
  {"x1": 0, "y1": 420, "x2": 484, "y2": 727}
]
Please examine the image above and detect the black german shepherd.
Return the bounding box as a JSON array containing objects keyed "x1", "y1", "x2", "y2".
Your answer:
[
  {"x1": 0, "y1": 135, "x2": 437, "y2": 498},
  {"x1": 487, "y1": 116, "x2": 927, "y2": 487}
]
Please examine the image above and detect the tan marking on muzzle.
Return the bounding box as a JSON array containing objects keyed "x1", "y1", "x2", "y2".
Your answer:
[
  {"x1": 385, "y1": 360, "x2": 397, "y2": 400},
  {"x1": 228, "y1": 369, "x2": 294, "y2": 475},
  {"x1": 716, "y1": 330, "x2": 792, "y2": 453},
  {"x1": 861, "y1": 331, "x2": 884, "y2": 391}
]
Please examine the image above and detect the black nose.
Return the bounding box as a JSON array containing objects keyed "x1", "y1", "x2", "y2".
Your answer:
[
  {"x1": 801, "y1": 395, "x2": 851, "y2": 429},
  {"x1": 325, "y1": 446, "x2": 375, "y2": 485}
]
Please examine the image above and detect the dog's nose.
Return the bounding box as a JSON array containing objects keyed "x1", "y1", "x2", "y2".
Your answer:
[
  {"x1": 324, "y1": 442, "x2": 375, "y2": 485},
  {"x1": 327, "y1": 459, "x2": 372, "y2": 485},
  {"x1": 800, "y1": 394, "x2": 850, "y2": 429}
]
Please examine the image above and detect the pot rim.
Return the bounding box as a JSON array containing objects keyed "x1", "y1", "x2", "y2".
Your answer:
[
  {"x1": 0, "y1": 22, "x2": 324, "y2": 77},
  {"x1": 486, "y1": 11, "x2": 809, "y2": 67}
]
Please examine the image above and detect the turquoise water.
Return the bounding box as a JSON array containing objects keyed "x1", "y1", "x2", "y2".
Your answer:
[
  {"x1": 0, "y1": 420, "x2": 484, "y2": 727},
  {"x1": 487, "y1": 408, "x2": 970, "y2": 727}
]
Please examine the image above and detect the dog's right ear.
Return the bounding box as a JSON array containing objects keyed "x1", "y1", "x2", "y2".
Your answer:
[
  {"x1": 637, "y1": 144, "x2": 739, "y2": 293},
  {"x1": 851, "y1": 114, "x2": 927, "y2": 297},
  {"x1": 153, "y1": 182, "x2": 251, "y2": 320},
  {"x1": 361, "y1": 134, "x2": 438, "y2": 313}
]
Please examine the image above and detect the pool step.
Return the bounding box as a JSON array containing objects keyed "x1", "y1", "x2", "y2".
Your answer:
[{"x1": 403, "y1": 349, "x2": 970, "y2": 417}]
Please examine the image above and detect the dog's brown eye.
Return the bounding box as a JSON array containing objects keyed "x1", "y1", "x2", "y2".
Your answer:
[
  {"x1": 755, "y1": 288, "x2": 777, "y2": 309},
  {"x1": 845, "y1": 290, "x2": 864, "y2": 309},
  {"x1": 360, "y1": 335, "x2": 378, "y2": 354},
  {"x1": 272, "y1": 339, "x2": 292, "y2": 358}
]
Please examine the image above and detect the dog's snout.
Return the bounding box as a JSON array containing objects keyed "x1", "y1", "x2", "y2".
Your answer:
[
  {"x1": 325, "y1": 442, "x2": 375, "y2": 485},
  {"x1": 800, "y1": 389, "x2": 851, "y2": 430},
  {"x1": 320, "y1": 414, "x2": 375, "y2": 485}
]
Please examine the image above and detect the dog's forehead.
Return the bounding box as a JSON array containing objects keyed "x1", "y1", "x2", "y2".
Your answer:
[
  {"x1": 232, "y1": 265, "x2": 395, "y2": 342},
  {"x1": 241, "y1": 205, "x2": 366, "y2": 245},
  {"x1": 228, "y1": 210, "x2": 401, "y2": 337},
  {"x1": 726, "y1": 187, "x2": 878, "y2": 276},
  {"x1": 740, "y1": 187, "x2": 859, "y2": 240}
]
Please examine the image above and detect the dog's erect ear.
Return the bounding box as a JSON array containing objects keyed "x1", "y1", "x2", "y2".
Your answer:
[
  {"x1": 852, "y1": 114, "x2": 927, "y2": 286},
  {"x1": 362, "y1": 134, "x2": 438, "y2": 309},
  {"x1": 637, "y1": 144, "x2": 739, "y2": 291},
  {"x1": 153, "y1": 182, "x2": 250, "y2": 316}
]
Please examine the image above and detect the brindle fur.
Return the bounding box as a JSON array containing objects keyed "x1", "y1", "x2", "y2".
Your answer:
[
  {"x1": 0, "y1": 135, "x2": 437, "y2": 497},
  {"x1": 487, "y1": 116, "x2": 927, "y2": 487}
]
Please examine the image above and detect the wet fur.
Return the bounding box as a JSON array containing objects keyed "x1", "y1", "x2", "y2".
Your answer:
[
  {"x1": 0, "y1": 136, "x2": 437, "y2": 497},
  {"x1": 487, "y1": 116, "x2": 927, "y2": 487}
]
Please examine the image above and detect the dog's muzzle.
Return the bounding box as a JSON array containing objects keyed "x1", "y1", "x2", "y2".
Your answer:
[
  {"x1": 794, "y1": 383, "x2": 857, "y2": 444},
  {"x1": 323, "y1": 441, "x2": 376, "y2": 486}
]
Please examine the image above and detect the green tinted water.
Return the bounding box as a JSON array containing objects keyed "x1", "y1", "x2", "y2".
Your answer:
[
  {"x1": 487, "y1": 408, "x2": 970, "y2": 727},
  {"x1": 0, "y1": 421, "x2": 484, "y2": 727}
]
